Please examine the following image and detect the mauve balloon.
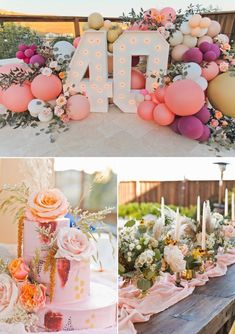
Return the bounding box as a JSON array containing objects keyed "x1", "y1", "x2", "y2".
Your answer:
[
  {"x1": 203, "y1": 50, "x2": 217, "y2": 61},
  {"x1": 198, "y1": 125, "x2": 211, "y2": 141},
  {"x1": 170, "y1": 117, "x2": 181, "y2": 134},
  {"x1": 183, "y1": 48, "x2": 203, "y2": 64},
  {"x1": 210, "y1": 44, "x2": 221, "y2": 58},
  {"x1": 195, "y1": 106, "x2": 211, "y2": 124},
  {"x1": 199, "y1": 42, "x2": 212, "y2": 53},
  {"x1": 178, "y1": 116, "x2": 204, "y2": 139}
]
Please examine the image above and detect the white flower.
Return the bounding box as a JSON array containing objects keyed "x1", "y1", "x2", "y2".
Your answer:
[
  {"x1": 56, "y1": 95, "x2": 67, "y2": 107},
  {"x1": 49, "y1": 61, "x2": 58, "y2": 69},
  {"x1": 135, "y1": 249, "x2": 155, "y2": 268},
  {"x1": 41, "y1": 67, "x2": 53, "y2": 77},
  {"x1": 164, "y1": 245, "x2": 186, "y2": 273},
  {"x1": 136, "y1": 245, "x2": 141, "y2": 250},
  {"x1": 129, "y1": 243, "x2": 135, "y2": 251},
  {"x1": 42, "y1": 107, "x2": 52, "y2": 116},
  {"x1": 0, "y1": 273, "x2": 19, "y2": 320},
  {"x1": 54, "y1": 106, "x2": 64, "y2": 117},
  {"x1": 55, "y1": 227, "x2": 94, "y2": 261}
]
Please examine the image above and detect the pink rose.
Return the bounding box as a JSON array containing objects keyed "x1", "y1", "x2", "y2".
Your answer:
[
  {"x1": 0, "y1": 273, "x2": 18, "y2": 320},
  {"x1": 61, "y1": 114, "x2": 70, "y2": 123},
  {"x1": 26, "y1": 188, "x2": 68, "y2": 223},
  {"x1": 219, "y1": 61, "x2": 229, "y2": 72},
  {"x1": 55, "y1": 227, "x2": 94, "y2": 261},
  {"x1": 223, "y1": 225, "x2": 235, "y2": 239}
]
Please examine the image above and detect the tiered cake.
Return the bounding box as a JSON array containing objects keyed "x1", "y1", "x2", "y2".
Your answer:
[{"x1": 23, "y1": 189, "x2": 116, "y2": 332}]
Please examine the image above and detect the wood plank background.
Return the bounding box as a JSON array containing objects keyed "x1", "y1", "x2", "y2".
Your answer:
[
  {"x1": 135, "y1": 264, "x2": 235, "y2": 334},
  {"x1": 119, "y1": 180, "x2": 235, "y2": 206}
]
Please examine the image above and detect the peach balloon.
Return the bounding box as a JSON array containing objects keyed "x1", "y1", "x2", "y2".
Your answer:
[
  {"x1": 165, "y1": 79, "x2": 205, "y2": 116},
  {"x1": 67, "y1": 95, "x2": 90, "y2": 120},
  {"x1": 2, "y1": 84, "x2": 33, "y2": 112},
  {"x1": 191, "y1": 27, "x2": 201, "y2": 37},
  {"x1": 150, "y1": 92, "x2": 160, "y2": 104},
  {"x1": 131, "y1": 69, "x2": 146, "y2": 90},
  {"x1": 137, "y1": 101, "x2": 155, "y2": 121},
  {"x1": 153, "y1": 103, "x2": 175, "y2": 125},
  {"x1": 171, "y1": 44, "x2": 189, "y2": 61},
  {"x1": 200, "y1": 17, "x2": 211, "y2": 28},
  {"x1": 198, "y1": 35, "x2": 213, "y2": 46},
  {"x1": 207, "y1": 20, "x2": 221, "y2": 37},
  {"x1": 189, "y1": 14, "x2": 202, "y2": 28},
  {"x1": 201, "y1": 61, "x2": 219, "y2": 81},
  {"x1": 31, "y1": 74, "x2": 62, "y2": 101},
  {"x1": 154, "y1": 86, "x2": 167, "y2": 103}
]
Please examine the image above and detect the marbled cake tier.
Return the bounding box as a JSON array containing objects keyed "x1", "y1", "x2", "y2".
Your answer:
[{"x1": 37, "y1": 283, "x2": 117, "y2": 332}]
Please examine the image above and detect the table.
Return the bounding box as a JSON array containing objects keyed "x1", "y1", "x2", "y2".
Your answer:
[{"x1": 135, "y1": 265, "x2": 235, "y2": 334}]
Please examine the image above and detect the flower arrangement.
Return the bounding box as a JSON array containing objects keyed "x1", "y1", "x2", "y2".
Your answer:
[{"x1": 119, "y1": 203, "x2": 235, "y2": 292}]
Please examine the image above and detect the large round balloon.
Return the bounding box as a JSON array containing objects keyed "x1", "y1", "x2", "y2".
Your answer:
[
  {"x1": 207, "y1": 72, "x2": 235, "y2": 117},
  {"x1": 53, "y1": 41, "x2": 75, "y2": 60},
  {"x1": 2, "y1": 84, "x2": 33, "y2": 112},
  {"x1": 153, "y1": 103, "x2": 175, "y2": 125},
  {"x1": 165, "y1": 79, "x2": 205, "y2": 116},
  {"x1": 178, "y1": 116, "x2": 204, "y2": 139},
  {"x1": 137, "y1": 101, "x2": 155, "y2": 121},
  {"x1": 67, "y1": 95, "x2": 90, "y2": 120},
  {"x1": 201, "y1": 61, "x2": 219, "y2": 81},
  {"x1": 160, "y1": 7, "x2": 176, "y2": 25},
  {"x1": 207, "y1": 20, "x2": 221, "y2": 37},
  {"x1": 31, "y1": 74, "x2": 62, "y2": 101},
  {"x1": 131, "y1": 69, "x2": 146, "y2": 90}
]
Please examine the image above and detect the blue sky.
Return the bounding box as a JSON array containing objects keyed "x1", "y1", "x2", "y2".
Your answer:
[{"x1": 0, "y1": 0, "x2": 234, "y2": 16}]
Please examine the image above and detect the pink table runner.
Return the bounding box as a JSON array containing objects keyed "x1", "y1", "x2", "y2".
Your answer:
[{"x1": 119, "y1": 248, "x2": 235, "y2": 334}]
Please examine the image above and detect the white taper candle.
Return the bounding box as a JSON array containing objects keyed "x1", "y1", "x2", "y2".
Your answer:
[
  {"x1": 201, "y1": 201, "x2": 206, "y2": 250},
  {"x1": 197, "y1": 196, "x2": 200, "y2": 223}
]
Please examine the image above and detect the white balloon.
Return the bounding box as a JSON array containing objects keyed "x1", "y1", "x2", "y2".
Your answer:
[
  {"x1": 196, "y1": 28, "x2": 208, "y2": 38},
  {"x1": 38, "y1": 110, "x2": 54, "y2": 122},
  {"x1": 0, "y1": 104, "x2": 7, "y2": 115},
  {"x1": 183, "y1": 35, "x2": 197, "y2": 48},
  {"x1": 28, "y1": 99, "x2": 45, "y2": 117},
  {"x1": 169, "y1": 30, "x2": 184, "y2": 46},
  {"x1": 195, "y1": 76, "x2": 208, "y2": 91},
  {"x1": 183, "y1": 62, "x2": 202, "y2": 80},
  {"x1": 53, "y1": 41, "x2": 75, "y2": 60},
  {"x1": 180, "y1": 21, "x2": 191, "y2": 35},
  {"x1": 173, "y1": 75, "x2": 183, "y2": 82}
]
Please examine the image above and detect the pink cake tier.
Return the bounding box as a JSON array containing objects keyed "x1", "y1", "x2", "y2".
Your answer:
[
  {"x1": 37, "y1": 282, "x2": 117, "y2": 332},
  {"x1": 36, "y1": 258, "x2": 90, "y2": 303},
  {"x1": 23, "y1": 218, "x2": 90, "y2": 303},
  {"x1": 23, "y1": 218, "x2": 70, "y2": 263}
]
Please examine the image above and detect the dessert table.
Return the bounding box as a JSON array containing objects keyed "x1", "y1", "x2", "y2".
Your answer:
[{"x1": 135, "y1": 264, "x2": 235, "y2": 334}]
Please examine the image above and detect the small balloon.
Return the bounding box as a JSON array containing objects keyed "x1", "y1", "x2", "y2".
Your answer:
[
  {"x1": 153, "y1": 103, "x2": 175, "y2": 125},
  {"x1": 195, "y1": 76, "x2": 208, "y2": 91},
  {"x1": 178, "y1": 116, "x2": 204, "y2": 139},
  {"x1": 137, "y1": 101, "x2": 155, "y2": 121}
]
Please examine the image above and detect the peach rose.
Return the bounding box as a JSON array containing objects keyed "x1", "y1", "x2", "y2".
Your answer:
[
  {"x1": 55, "y1": 227, "x2": 94, "y2": 261},
  {"x1": 8, "y1": 258, "x2": 30, "y2": 282},
  {"x1": 26, "y1": 188, "x2": 68, "y2": 222},
  {"x1": 0, "y1": 273, "x2": 19, "y2": 320},
  {"x1": 19, "y1": 283, "x2": 46, "y2": 312},
  {"x1": 223, "y1": 225, "x2": 235, "y2": 239}
]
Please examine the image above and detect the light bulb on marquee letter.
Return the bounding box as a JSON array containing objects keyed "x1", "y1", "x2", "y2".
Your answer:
[
  {"x1": 113, "y1": 31, "x2": 169, "y2": 113},
  {"x1": 65, "y1": 31, "x2": 112, "y2": 112}
]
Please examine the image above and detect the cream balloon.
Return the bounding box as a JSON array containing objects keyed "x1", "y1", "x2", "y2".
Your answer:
[
  {"x1": 189, "y1": 14, "x2": 202, "y2": 28},
  {"x1": 171, "y1": 44, "x2": 189, "y2": 61},
  {"x1": 28, "y1": 99, "x2": 46, "y2": 117},
  {"x1": 180, "y1": 21, "x2": 191, "y2": 35},
  {"x1": 196, "y1": 27, "x2": 208, "y2": 38},
  {"x1": 195, "y1": 76, "x2": 208, "y2": 91},
  {"x1": 200, "y1": 17, "x2": 211, "y2": 28},
  {"x1": 38, "y1": 110, "x2": 53, "y2": 122},
  {"x1": 53, "y1": 41, "x2": 75, "y2": 60},
  {"x1": 173, "y1": 75, "x2": 183, "y2": 82},
  {"x1": 183, "y1": 35, "x2": 197, "y2": 48},
  {"x1": 207, "y1": 20, "x2": 221, "y2": 37},
  {"x1": 169, "y1": 30, "x2": 184, "y2": 46},
  {"x1": 198, "y1": 35, "x2": 213, "y2": 46},
  {"x1": 183, "y1": 62, "x2": 202, "y2": 80}
]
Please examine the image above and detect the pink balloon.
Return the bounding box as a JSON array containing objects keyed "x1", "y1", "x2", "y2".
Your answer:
[
  {"x1": 153, "y1": 103, "x2": 175, "y2": 125},
  {"x1": 16, "y1": 51, "x2": 25, "y2": 59},
  {"x1": 150, "y1": 92, "x2": 160, "y2": 104},
  {"x1": 67, "y1": 95, "x2": 90, "y2": 121},
  {"x1": 31, "y1": 74, "x2": 62, "y2": 101},
  {"x1": 154, "y1": 86, "x2": 167, "y2": 103},
  {"x1": 198, "y1": 125, "x2": 211, "y2": 142},
  {"x1": 73, "y1": 37, "x2": 81, "y2": 48},
  {"x1": 198, "y1": 35, "x2": 213, "y2": 46},
  {"x1": 2, "y1": 84, "x2": 33, "y2": 112},
  {"x1": 165, "y1": 79, "x2": 205, "y2": 116},
  {"x1": 178, "y1": 116, "x2": 204, "y2": 139},
  {"x1": 131, "y1": 69, "x2": 146, "y2": 90},
  {"x1": 137, "y1": 101, "x2": 156, "y2": 121},
  {"x1": 29, "y1": 54, "x2": 45, "y2": 67},
  {"x1": 201, "y1": 61, "x2": 219, "y2": 81},
  {"x1": 24, "y1": 48, "x2": 34, "y2": 58},
  {"x1": 207, "y1": 20, "x2": 221, "y2": 37},
  {"x1": 160, "y1": 7, "x2": 176, "y2": 25}
]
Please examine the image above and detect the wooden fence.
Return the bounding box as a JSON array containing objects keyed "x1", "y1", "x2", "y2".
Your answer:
[
  {"x1": 119, "y1": 180, "x2": 235, "y2": 206},
  {"x1": 0, "y1": 10, "x2": 234, "y2": 38}
]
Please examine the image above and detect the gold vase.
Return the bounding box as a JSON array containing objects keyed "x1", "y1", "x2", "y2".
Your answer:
[{"x1": 181, "y1": 269, "x2": 195, "y2": 280}]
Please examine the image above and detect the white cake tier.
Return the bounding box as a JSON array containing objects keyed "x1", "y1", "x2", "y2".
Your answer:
[
  {"x1": 36, "y1": 258, "x2": 90, "y2": 303},
  {"x1": 37, "y1": 282, "x2": 117, "y2": 332},
  {"x1": 23, "y1": 218, "x2": 70, "y2": 263}
]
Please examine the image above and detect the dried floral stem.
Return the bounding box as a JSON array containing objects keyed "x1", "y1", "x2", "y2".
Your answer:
[
  {"x1": 17, "y1": 216, "x2": 24, "y2": 258},
  {"x1": 49, "y1": 257, "x2": 56, "y2": 303}
]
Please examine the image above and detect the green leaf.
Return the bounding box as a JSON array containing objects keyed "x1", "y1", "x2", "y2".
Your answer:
[
  {"x1": 154, "y1": 249, "x2": 161, "y2": 260},
  {"x1": 137, "y1": 278, "x2": 152, "y2": 291},
  {"x1": 124, "y1": 220, "x2": 136, "y2": 227},
  {"x1": 118, "y1": 263, "x2": 125, "y2": 274}
]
